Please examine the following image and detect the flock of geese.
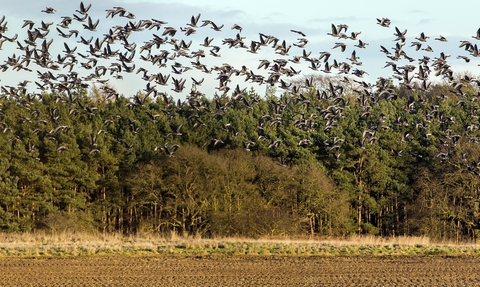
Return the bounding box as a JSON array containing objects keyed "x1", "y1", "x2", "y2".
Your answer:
[{"x1": 1, "y1": 2, "x2": 480, "y2": 171}]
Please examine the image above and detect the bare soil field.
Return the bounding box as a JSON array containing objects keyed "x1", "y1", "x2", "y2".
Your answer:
[{"x1": 1, "y1": 255, "x2": 479, "y2": 286}]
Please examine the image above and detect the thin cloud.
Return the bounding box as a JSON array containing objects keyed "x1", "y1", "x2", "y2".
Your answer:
[
  {"x1": 406, "y1": 9, "x2": 426, "y2": 14},
  {"x1": 308, "y1": 16, "x2": 363, "y2": 24},
  {"x1": 418, "y1": 19, "x2": 435, "y2": 25},
  {"x1": 215, "y1": 9, "x2": 247, "y2": 19}
]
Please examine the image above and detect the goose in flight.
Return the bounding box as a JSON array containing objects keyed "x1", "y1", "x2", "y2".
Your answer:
[
  {"x1": 76, "y1": 2, "x2": 92, "y2": 15},
  {"x1": 349, "y1": 31, "x2": 361, "y2": 40},
  {"x1": 231, "y1": 24, "x2": 242, "y2": 32},
  {"x1": 57, "y1": 146, "x2": 67, "y2": 152},
  {"x1": 347, "y1": 50, "x2": 360, "y2": 64},
  {"x1": 327, "y1": 24, "x2": 339, "y2": 37},
  {"x1": 298, "y1": 139, "x2": 312, "y2": 146},
  {"x1": 191, "y1": 77, "x2": 204, "y2": 86},
  {"x1": 187, "y1": 13, "x2": 201, "y2": 27},
  {"x1": 393, "y1": 26, "x2": 407, "y2": 41},
  {"x1": 57, "y1": 28, "x2": 78, "y2": 38},
  {"x1": 41, "y1": 7, "x2": 56, "y2": 14},
  {"x1": 89, "y1": 149, "x2": 100, "y2": 155},
  {"x1": 422, "y1": 45, "x2": 433, "y2": 52},
  {"x1": 332, "y1": 42, "x2": 347, "y2": 52},
  {"x1": 437, "y1": 152, "x2": 449, "y2": 161},
  {"x1": 0, "y1": 37, "x2": 6, "y2": 50},
  {"x1": 162, "y1": 26, "x2": 177, "y2": 37},
  {"x1": 457, "y1": 55, "x2": 470, "y2": 62},
  {"x1": 171, "y1": 77, "x2": 186, "y2": 92},
  {"x1": 377, "y1": 18, "x2": 391, "y2": 27},
  {"x1": 410, "y1": 41, "x2": 422, "y2": 51},
  {"x1": 209, "y1": 138, "x2": 224, "y2": 147},
  {"x1": 155, "y1": 144, "x2": 179, "y2": 157},
  {"x1": 201, "y1": 20, "x2": 223, "y2": 31},
  {"x1": 105, "y1": 6, "x2": 135, "y2": 18},
  {"x1": 415, "y1": 32, "x2": 429, "y2": 42},
  {"x1": 83, "y1": 16, "x2": 100, "y2": 31},
  {"x1": 258, "y1": 59, "x2": 270, "y2": 70},
  {"x1": 290, "y1": 29, "x2": 306, "y2": 37},
  {"x1": 379, "y1": 45, "x2": 391, "y2": 55},
  {"x1": 200, "y1": 36, "x2": 214, "y2": 47},
  {"x1": 244, "y1": 140, "x2": 255, "y2": 151},
  {"x1": 472, "y1": 28, "x2": 480, "y2": 40},
  {"x1": 166, "y1": 124, "x2": 183, "y2": 138},
  {"x1": 22, "y1": 20, "x2": 35, "y2": 30},
  {"x1": 268, "y1": 139, "x2": 282, "y2": 149},
  {"x1": 355, "y1": 39, "x2": 368, "y2": 48},
  {"x1": 210, "y1": 22, "x2": 224, "y2": 31}
]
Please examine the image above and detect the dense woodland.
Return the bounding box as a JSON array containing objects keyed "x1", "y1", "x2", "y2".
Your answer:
[{"x1": 0, "y1": 79, "x2": 479, "y2": 243}]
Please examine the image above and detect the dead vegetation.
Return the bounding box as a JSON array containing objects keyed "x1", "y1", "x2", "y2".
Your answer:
[{"x1": 0, "y1": 232, "x2": 479, "y2": 257}]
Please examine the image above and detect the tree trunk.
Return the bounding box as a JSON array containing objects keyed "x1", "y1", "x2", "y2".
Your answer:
[{"x1": 357, "y1": 194, "x2": 362, "y2": 234}]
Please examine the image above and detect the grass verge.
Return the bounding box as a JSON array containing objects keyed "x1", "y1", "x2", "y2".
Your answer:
[{"x1": 0, "y1": 232, "x2": 479, "y2": 257}]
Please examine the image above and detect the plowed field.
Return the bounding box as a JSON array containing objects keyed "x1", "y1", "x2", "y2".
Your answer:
[{"x1": 1, "y1": 255, "x2": 479, "y2": 286}]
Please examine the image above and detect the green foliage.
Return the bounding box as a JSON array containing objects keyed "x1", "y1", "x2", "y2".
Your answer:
[{"x1": 0, "y1": 82, "x2": 480, "y2": 242}]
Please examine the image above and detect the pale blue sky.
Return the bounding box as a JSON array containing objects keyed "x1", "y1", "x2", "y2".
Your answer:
[{"x1": 1, "y1": 0, "x2": 479, "y2": 98}]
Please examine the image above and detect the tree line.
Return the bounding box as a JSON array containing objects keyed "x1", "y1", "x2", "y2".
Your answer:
[{"x1": 1, "y1": 79, "x2": 480, "y2": 242}]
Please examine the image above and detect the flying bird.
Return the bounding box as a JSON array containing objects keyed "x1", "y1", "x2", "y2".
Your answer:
[
  {"x1": 41, "y1": 7, "x2": 56, "y2": 14},
  {"x1": 290, "y1": 29, "x2": 306, "y2": 37}
]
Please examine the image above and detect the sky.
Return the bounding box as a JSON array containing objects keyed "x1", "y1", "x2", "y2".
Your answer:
[{"x1": 1, "y1": 0, "x2": 480, "y2": 99}]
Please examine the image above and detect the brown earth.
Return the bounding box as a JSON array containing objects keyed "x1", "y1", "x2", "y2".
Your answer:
[{"x1": 0, "y1": 255, "x2": 479, "y2": 286}]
